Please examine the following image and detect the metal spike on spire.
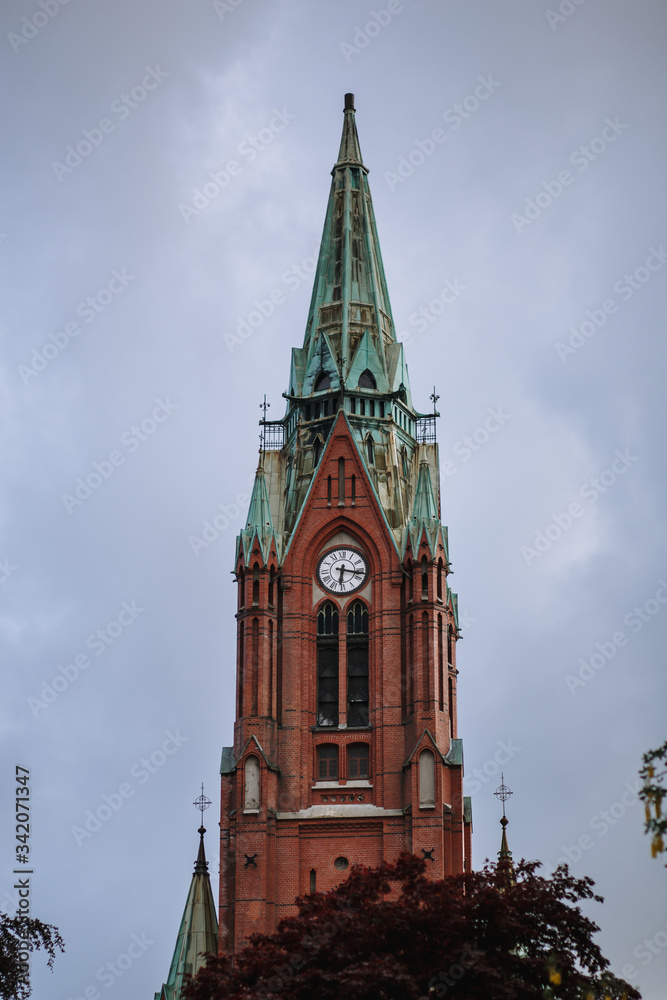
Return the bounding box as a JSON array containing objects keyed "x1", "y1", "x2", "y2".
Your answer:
[{"x1": 494, "y1": 774, "x2": 514, "y2": 877}]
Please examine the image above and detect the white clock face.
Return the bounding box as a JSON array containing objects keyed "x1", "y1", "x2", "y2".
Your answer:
[{"x1": 317, "y1": 548, "x2": 368, "y2": 595}]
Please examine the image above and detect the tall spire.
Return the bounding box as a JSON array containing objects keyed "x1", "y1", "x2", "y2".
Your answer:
[
  {"x1": 154, "y1": 789, "x2": 218, "y2": 1000},
  {"x1": 294, "y1": 93, "x2": 404, "y2": 399}
]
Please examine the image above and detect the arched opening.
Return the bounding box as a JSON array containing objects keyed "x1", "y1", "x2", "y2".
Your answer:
[
  {"x1": 252, "y1": 563, "x2": 260, "y2": 605},
  {"x1": 313, "y1": 437, "x2": 322, "y2": 467},
  {"x1": 268, "y1": 566, "x2": 276, "y2": 607},
  {"x1": 437, "y1": 613, "x2": 444, "y2": 712},
  {"x1": 347, "y1": 601, "x2": 369, "y2": 727},
  {"x1": 238, "y1": 567, "x2": 245, "y2": 609},
  {"x1": 317, "y1": 602, "x2": 339, "y2": 727},
  {"x1": 366, "y1": 436, "x2": 374, "y2": 465},
  {"x1": 419, "y1": 749, "x2": 435, "y2": 808},
  {"x1": 358, "y1": 369, "x2": 376, "y2": 390},
  {"x1": 314, "y1": 371, "x2": 331, "y2": 392},
  {"x1": 244, "y1": 755, "x2": 260, "y2": 811},
  {"x1": 421, "y1": 556, "x2": 428, "y2": 599},
  {"x1": 437, "y1": 558, "x2": 443, "y2": 600}
]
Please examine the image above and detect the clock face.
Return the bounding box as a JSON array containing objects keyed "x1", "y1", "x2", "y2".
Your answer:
[{"x1": 317, "y1": 548, "x2": 368, "y2": 595}]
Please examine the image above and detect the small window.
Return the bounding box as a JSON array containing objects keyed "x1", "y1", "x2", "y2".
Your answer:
[
  {"x1": 358, "y1": 370, "x2": 376, "y2": 390},
  {"x1": 244, "y1": 755, "x2": 260, "y2": 811},
  {"x1": 366, "y1": 436, "x2": 374, "y2": 465},
  {"x1": 310, "y1": 869, "x2": 317, "y2": 893},
  {"x1": 318, "y1": 744, "x2": 338, "y2": 780},
  {"x1": 252, "y1": 563, "x2": 260, "y2": 605},
  {"x1": 359, "y1": 398, "x2": 366, "y2": 417},
  {"x1": 314, "y1": 438, "x2": 321, "y2": 467},
  {"x1": 419, "y1": 749, "x2": 435, "y2": 808},
  {"x1": 347, "y1": 601, "x2": 369, "y2": 635},
  {"x1": 348, "y1": 744, "x2": 369, "y2": 779},
  {"x1": 437, "y1": 559, "x2": 443, "y2": 600},
  {"x1": 421, "y1": 556, "x2": 428, "y2": 599},
  {"x1": 314, "y1": 372, "x2": 331, "y2": 392},
  {"x1": 238, "y1": 567, "x2": 245, "y2": 609},
  {"x1": 327, "y1": 475, "x2": 332, "y2": 506},
  {"x1": 268, "y1": 566, "x2": 275, "y2": 607},
  {"x1": 338, "y1": 458, "x2": 345, "y2": 505},
  {"x1": 351, "y1": 474, "x2": 356, "y2": 505},
  {"x1": 350, "y1": 397, "x2": 356, "y2": 414},
  {"x1": 447, "y1": 624, "x2": 453, "y2": 665}
]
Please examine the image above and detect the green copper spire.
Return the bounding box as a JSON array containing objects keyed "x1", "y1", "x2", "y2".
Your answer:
[
  {"x1": 292, "y1": 93, "x2": 407, "y2": 400},
  {"x1": 154, "y1": 797, "x2": 219, "y2": 1000},
  {"x1": 412, "y1": 461, "x2": 438, "y2": 522},
  {"x1": 237, "y1": 463, "x2": 279, "y2": 563}
]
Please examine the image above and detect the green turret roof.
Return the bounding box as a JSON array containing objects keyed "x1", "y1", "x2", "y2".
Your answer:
[{"x1": 154, "y1": 827, "x2": 218, "y2": 1000}]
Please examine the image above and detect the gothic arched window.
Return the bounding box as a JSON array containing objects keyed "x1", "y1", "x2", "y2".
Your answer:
[
  {"x1": 244, "y1": 755, "x2": 260, "y2": 811},
  {"x1": 366, "y1": 436, "x2": 374, "y2": 465},
  {"x1": 419, "y1": 749, "x2": 435, "y2": 808},
  {"x1": 437, "y1": 558, "x2": 443, "y2": 600},
  {"x1": 347, "y1": 600, "x2": 369, "y2": 727},
  {"x1": 252, "y1": 563, "x2": 260, "y2": 605},
  {"x1": 314, "y1": 372, "x2": 331, "y2": 392},
  {"x1": 317, "y1": 602, "x2": 339, "y2": 727},
  {"x1": 358, "y1": 369, "x2": 376, "y2": 390},
  {"x1": 421, "y1": 556, "x2": 428, "y2": 599}
]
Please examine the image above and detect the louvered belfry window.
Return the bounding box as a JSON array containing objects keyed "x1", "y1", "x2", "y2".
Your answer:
[{"x1": 347, "y1": 601, "x2": 369, "y2": 727}]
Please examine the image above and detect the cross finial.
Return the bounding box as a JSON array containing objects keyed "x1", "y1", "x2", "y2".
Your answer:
[
  {"x1": 494, "y1": 773, "x2": 513, "y2": 819},
  {"x1": 430, "y1": 387, "x2": 440, "y2": 416},
  {"x1": 193, "y1": 783, "x2": 212, "y2": 822}
]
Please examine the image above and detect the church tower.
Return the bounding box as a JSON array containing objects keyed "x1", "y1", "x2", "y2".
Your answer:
[{"x1": 219, "y1": 94, "x2": 471, "y2": 954}]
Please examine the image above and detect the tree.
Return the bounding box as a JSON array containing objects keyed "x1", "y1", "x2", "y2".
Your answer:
[
  {"x1": 0, "y1": 913, "x2": 64, "y2": 1000},
  {"x1": 639, "y1": 739, "x2": 667, "y2": 863},
  {"x1": 184, "y1": 853, "x2": 639, "y2": 1000}
]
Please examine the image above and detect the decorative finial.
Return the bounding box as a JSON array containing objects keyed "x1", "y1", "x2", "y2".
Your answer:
[
  {"x1": 430, "y1": 386, "x2": 440, "y2": 417},
  {"x1": 344, "y1": 93, "x2": 355, "y2": 111},
  {"x1": 494, "y1": 773, "x2": 512, "y2": 819},
  {"x1": 193, "y1": 784, "x2": 212, "y2": 874},
  {"x1": 194, "y1": 783, "x2": 212, "y2": 826},
  {"x1": 259, "y1": 395, "x2": 270, "y2": 451}
]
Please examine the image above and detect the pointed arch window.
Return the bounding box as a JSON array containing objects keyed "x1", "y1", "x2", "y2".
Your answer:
[
  {"x1": 347, "y1": 600, "x2": 369, "y2": 727},
  {"x1": 268, "y1": 566, "x2": 276, "y2": 607},
  {"x1": 238, "y1": 567, "x2": 245, "y2": 609},
  {"x1": 252, "y1": 563, "x2": 260, "y2": 605},
  {"x1": 437, "y1": 559, "x2": 443, "y2": 600},
  {"x1": 313, "y1": 437, "x2": 322, "y2": 468},
  {"x1": 244, "y1": 755, "x2": 260, "y2": 811},
  {"x1": 358, "y1": 370, "x2": 376, "y2": 390},
  {"x1": 317, "y1": 602, "x2": 339, "y2": 727},
  {"x1": 421, "y1": 556, "x2": 428, "y2": 600},
  {"x1": 447, "y1": 624, "x2": 454, "y2": 666},
  {"x1": 314, "y1": 372, "x2": 331, "y2": 392},
  {"x1": 366, "y1": 435, "x2": 374, "y2": 465},
  {"x1": 419, "y1": 749, "x2": 435, "y2": 808}
]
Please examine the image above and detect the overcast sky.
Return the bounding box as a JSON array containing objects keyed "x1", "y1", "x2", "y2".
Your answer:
[{"x1": 1, "y1": 1, "x2": 666, "y2": 997}]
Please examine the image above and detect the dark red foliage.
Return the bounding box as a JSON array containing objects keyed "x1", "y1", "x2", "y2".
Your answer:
[{"x1": 184, "y1": 854, "x2": 640, "y2": 1000}]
